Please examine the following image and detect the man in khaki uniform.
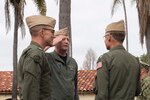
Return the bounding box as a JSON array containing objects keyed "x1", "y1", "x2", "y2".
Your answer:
[
  {"x1": 18, "y1": 15, "x2": 56, "y2": 100},
  {"x1": 46, "y1": 27, "x2": 79, "y2": 100},
  {"x1": 93, "y1": 20, "x2": 141, "y2": 100},
  {"x1": 136, "y1": 61, "x2": 150, "y2": 100}
]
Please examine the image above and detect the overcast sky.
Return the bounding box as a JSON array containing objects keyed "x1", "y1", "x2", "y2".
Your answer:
[{"x1": 0, "y1": 0, "x2": 146, "y2": 70}]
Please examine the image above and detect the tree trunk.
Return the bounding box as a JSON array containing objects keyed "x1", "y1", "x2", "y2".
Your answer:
[
  {"x1": 122, "y1": 0, "x2": 128, "y2": 51},
  {"x1": 59, "y1": 0, "x2": 72, "y2": 57},
  {"x1": 12, "y1": 8, "x2": 18, "y2": 100}
]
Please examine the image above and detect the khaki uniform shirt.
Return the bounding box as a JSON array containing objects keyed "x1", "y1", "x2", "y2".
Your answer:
[
  {"x1": 94, "y1": 45, "x2": 141, "y2": 100},
  {"x1": 46, "y1": 51, "x2": 79, "y2": 100},
  {"x1": 18, "y1": 41, "x2": 51, "y2": 100},
  {"x1": 137, "y1": 76, "x2": 150, "y2": 100}
]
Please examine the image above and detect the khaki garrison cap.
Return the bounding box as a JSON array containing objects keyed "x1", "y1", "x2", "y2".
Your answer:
[
  {"x1": 140, "y1": 61, "x2": 150, "y2": 70},
  {"x1": 55, "y1": 27, "x2": 69, "y2": 36},
  {"x1": 105, "y1": 20, "x2": 125, "y2": 33},
  {"x1": 26, "y1": 15, "x2": 56, "y2": 29}
]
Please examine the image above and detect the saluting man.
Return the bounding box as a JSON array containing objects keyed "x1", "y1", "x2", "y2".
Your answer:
[
  {"x1": 46, "y1": 27, "x2": 79, "y2": 100},
  {"x1": 93, "y1": 20, "x2": 141, "y2": 100},
  {"x1": 18, "y1": 15, "x2": 56, "y2": 100},
  {"x1": 137, "y1": 61, "x2": 150, "y2": 100}
]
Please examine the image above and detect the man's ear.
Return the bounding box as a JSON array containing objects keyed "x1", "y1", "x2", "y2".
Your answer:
[
  {"x1": 140, "y1": 68, "x2": 145, "y2": 74},
  {"x1": 40, "y1": 29, "x2": 45, "y2": 38}
]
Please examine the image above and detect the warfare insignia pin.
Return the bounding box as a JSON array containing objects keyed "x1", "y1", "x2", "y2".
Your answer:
[{"x1": 69, "y1": 66, "x2": 74, "y2": 70}]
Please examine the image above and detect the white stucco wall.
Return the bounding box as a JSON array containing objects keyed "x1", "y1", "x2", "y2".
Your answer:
[
  {"x1": 79, "y1": 94, "x2": 137, "y2": 100},
  {"x1": 0, "y1": 94, "x2": 11, "y2": 100},
  {"x1": 0, "y1": 94, "x2": 95, "y2": 100},
  {"x1": 79, "y1": 93, "x2": 95, "y2": 100},
  {"x1": 0, "y1": 94, "x2": 19, "y2": 100},
  {"x1": 0, "y1": 94, "x2": 137, "y2": 100}
]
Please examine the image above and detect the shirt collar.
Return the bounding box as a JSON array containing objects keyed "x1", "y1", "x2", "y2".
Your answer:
[
  {"x1": 30, "y1": 41, "x2": 43, "y2": 50},
  {"x1": 110, "y1": 45, "x2": 125, "y2": 52}
]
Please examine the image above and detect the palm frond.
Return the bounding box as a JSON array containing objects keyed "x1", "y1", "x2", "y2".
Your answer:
[
  {"x1": 33, "y1": 0, "x2": 47, "y2": 15},
  {"x1": 20, "y1": 18, "x2": 26, "y2": 38},
  {"x1": 18, "y1": 0, "x2": 26, "y2": 38},
  {"x1": 7, "y1": 0, "x2": 26, "y2": 38},
  {"x1": 111, "y1": 0, "x2": 121, "y2": 17},
  {"x1": 137, "y1": 0, "x2": 150, "y2": 45},
  {"x1": 14, "y1": 0, "x2": 26, "y2": 38},
  {"x1": 5, "y1": 0, "x2": 11, "y2": 33}
]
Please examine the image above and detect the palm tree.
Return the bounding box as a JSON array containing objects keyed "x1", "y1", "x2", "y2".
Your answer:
[
  {"x1": 4, "y1": 0, "x2": 46, "y2": 99},
  {"x1": 5, "y1": 1, "x2": 26, "y2": 99},
  {"x1": 136, "y1": 0, "x2": 150, "y2": 65},
  {"x1": 111, "y1": 0, "x2": 129, "y2": 51}
]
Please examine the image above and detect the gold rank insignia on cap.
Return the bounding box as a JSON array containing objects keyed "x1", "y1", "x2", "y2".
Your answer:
[
  {"x1": 54, "y1": 27, "x2": 69, "y2": 36},
  {"x1": 105, "y1": 20, "x2": 125, "y2": 33},
  {"x1": 26, "y1": 15, "x2": 56, "y2": 29}
]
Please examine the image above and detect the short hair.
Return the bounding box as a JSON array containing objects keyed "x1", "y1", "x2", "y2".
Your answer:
[
  {"x1": 110, "y1": 31, "x2": 125, "y2": 43},
  {"x1": 29, "y1": 25, "x2": 49, "y2": 36}
]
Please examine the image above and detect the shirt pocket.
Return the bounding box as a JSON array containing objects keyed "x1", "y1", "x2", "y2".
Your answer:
[{"x1": 68, "y1": 65, "x2": 75, "y2": 79}]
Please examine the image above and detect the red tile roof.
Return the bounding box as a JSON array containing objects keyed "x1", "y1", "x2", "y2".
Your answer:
[
  {"x1": 78, "y1": 70, "x2": 96, "y2": 93},
  {"x1": 0, "y1": 71, "x2": 13, "y2": 93},
  {"x1": 0, "y1": 70, "x2": 96, "y2": 94}
]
